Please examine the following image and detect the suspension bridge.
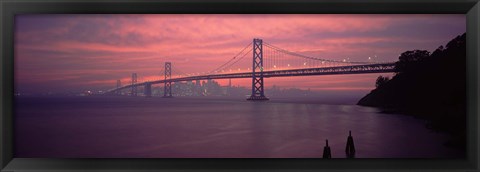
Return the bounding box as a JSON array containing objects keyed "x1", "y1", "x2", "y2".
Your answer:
[{"x1": 104, "y1": 38, "x2": 396, "y2": 100}]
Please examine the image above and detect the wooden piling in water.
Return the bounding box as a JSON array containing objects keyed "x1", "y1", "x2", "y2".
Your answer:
[
  {"x1": 345, "y1": 130, "x2": 356, "y2": 158},
  {"x1": 323, "y1": 139, "x2": 331, "y2": 158}
]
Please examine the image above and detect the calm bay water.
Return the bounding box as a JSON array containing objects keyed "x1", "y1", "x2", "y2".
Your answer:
[{"x1": 15, "y1": 96, "x2": 464, "y2": 158}]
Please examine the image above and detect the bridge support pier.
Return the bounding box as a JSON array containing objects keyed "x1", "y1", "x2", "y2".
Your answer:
[
  {"x1": 131, "y1": 73, "x2": 137, "y2": 96},
  {"x1": 247, "y1": 38, "x2": 269, "y2": 101},
  {"x1": 144, "y1": 82, "x2": 152, "y2": 97},
  {"x1": 116, "y1": 79, "x2": 121, "y2": 95},
  {"x1": 163, "y1": 62, "x2": 173, "y2": 98}
]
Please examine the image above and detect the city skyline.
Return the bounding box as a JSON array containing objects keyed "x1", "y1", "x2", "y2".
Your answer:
[{"x1": 15, "y1": 14, "x2": 465, "y2": 94}]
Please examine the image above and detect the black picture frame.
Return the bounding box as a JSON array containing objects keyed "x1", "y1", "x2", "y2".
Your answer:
[{"x1": 1, "y1": 0, "x2": 479, "y2": 171}]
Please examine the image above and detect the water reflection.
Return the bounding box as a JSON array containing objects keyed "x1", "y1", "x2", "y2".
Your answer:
[{"x1": 15, "y1": 96, "x2": 464, "y2": 158}]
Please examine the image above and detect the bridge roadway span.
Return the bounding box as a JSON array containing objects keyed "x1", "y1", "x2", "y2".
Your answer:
[{"x1": 108, "y1": 63, "x2": 396, "y2": 93}]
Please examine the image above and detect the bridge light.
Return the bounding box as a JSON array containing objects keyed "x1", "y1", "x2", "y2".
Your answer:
[
  {"x1": 343, "y1": 59, "x2": 346, "y2": 62},
  {"x1": 304, "y1": 62, "x2": 307, "y2": 65},
  {"x1": 274, "y1": 65, "x2": 276, "y2": 68},
  {"x1": 368, "y1": 57, "x2": 371, "y2": 60},
  {"x1": 287, "y1": 64, "x2": 290, "y2": 67},
  {"x1": 322, "y1": 61, "x2": 325, "y2": 64}
]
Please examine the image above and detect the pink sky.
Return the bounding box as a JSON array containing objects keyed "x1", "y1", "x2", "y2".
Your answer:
[{"x1": 14, "y1": 14, "x2": 465, "y2": 94}]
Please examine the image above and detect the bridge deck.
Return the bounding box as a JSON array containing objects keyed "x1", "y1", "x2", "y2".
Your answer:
[{"x1": 107, "y1": 63, "x2": 395, "y2": 93}]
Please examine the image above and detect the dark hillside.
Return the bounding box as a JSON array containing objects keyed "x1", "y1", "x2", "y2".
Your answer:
[{"x1": 358, "y1": 33, "x2": 466, "y2": 150}]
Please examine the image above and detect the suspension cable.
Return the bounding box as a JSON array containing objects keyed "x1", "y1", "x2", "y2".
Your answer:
[
  {"x1": 263, "y1": 42, "x2": 370, "y2": 65},
  {"x1": 209, "y1": 42, "x2": 252, "y2": 74}
]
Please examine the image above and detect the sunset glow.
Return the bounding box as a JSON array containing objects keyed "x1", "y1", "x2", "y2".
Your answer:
[{"x1": 15, "y1": 14, "x2": 465, "y2": 94}]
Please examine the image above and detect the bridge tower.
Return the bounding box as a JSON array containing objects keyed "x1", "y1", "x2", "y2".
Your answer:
[
  {"x1": 247, "y1": 38, "x2": 269, "y2": 101},
  {"x1": 116, "y1": 79, "x2": 121, "y2": 95},
  {"x1": 131, "y1": 73, "x2": 137, "y2": 96},
  {"x1": 144, "y1": 82, "x2": 152, "y2": 97},
  {"x1": 163, "y1": 62, "x2": 173, "y2": 98}
]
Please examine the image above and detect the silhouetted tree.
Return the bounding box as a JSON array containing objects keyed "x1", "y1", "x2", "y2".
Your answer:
[
  {"x1": 431, "y1": 45, "x2": 445, "y2": 57},
  {"x1": 375, "y1": 76, "x2": 390, "y2": 88},
  {"x1": 394, "y1": 50, "x2": 430, "y2": 73}
]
